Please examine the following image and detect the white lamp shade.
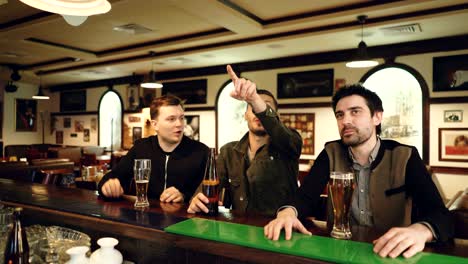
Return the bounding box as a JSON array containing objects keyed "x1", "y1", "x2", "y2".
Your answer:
[
  {"x1": 345, "y1": 60, "x2": 379, "y2": 68},
  {"x1": 140, "y1": 70, "x2": 163, "y2": 88},
  {"x1": 19, "y1": 0, "x2": 111, "y2": 16},
  {"x1": 32, "y1": 86, "x2": 50, "y2": 100},
  {"x1": 62, "y1": 15, "x2": 88, "y2": 26}
]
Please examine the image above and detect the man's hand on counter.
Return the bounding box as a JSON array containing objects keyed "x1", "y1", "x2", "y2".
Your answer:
[
  {"x1": 160, "y1": 187, "x2": 184, "y2": 203},
  {"x1": 101, "y1": 178, "x2": 124, "y2": 198},
  {"x1": 264, "y1": 207, "x2": 312, "y2": 240}
]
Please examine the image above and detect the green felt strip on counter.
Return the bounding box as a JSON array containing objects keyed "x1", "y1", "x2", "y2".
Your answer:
[{"x1": 165, "y1": 218, "x2": 468, "y2": 264}]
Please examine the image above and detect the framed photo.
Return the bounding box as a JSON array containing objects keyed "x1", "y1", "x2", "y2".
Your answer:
[
  {"x1": 56, "y1": 131, "x2": 63, "y2": 144},
  {"x1": 91, "y1": 118, "x2": 97, "y2": 131},
  {"x1": 60, "y1": 90, "x2": 86, "y2": 112},
  {"x1": 142, "y1": 88, "x2": 156, "y2": 107},
  {"x1": 74, "y1": 120, "x2": 84, "y2": 132},
  {"x1": 128, "y1": 116, "x2": 141, "y2": 123},
  {"x1": 433, "y1": 54, "x2": 468, "y2": 92},
  {"x1": 162, "y1": 79, "x2": 207, "y2": 104},
  {"x1": 127, "y1": 85, "x2": 140, "y2": 110},
  {"x1": 16, "y1": 99, "x2": 37, "y2": 132},
  {"x1": 335, "y1": 78, "x2": 346, "y2": 91},
  {"x1": 439, "y1": 128, "x2": 468, "y2": 162},
  {"x1": 280, "y1": 113, "x2": 315, "y2": 155},
  {"x1": 64, "y1": 117, "x2": 71, "y2": 128},
  {"x1": 83, "y1": 128, "x2": 90, "y2": 142},
  {"x1": 184, "y1": 115, "x2": 200, "y2": 141},
  {"x1": 277, "y1": 69, "x2": 334, "y2": 99},
  {"x1": 444, "y1": 110, "x2": 463, "y2": 122},
  {"x1": 132, "y1": 127, "x2": 142, "y2": 143}
]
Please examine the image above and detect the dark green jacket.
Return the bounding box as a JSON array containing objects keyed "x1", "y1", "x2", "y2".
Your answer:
[{"x1": 218, "y1": 106, "x2": 302, "y2": 216}]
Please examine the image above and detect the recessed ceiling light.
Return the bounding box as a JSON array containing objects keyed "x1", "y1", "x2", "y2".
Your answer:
[
  {"x1": 166, "y1": 57, "x2": 192, "y2": 64},
  {"x1": 113, "y1": 23, "x2": 153, "y2": 35},
  {"x1": 201, "y1": 54, "x2": 215, "y2": 58},
  {"x1": 267, "y1": 44, "x2": 284, "y2": 49},
  {"x1": 0, "y1": 52, "x2": 25, "y2": 58}
]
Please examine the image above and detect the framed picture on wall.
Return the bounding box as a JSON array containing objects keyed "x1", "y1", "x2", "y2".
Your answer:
[
  {"x1": 16, "y1": 99, "x2": 37, "y2": 132},
  {"x1": 277, "y1": 69, "x2": 334, "y2": 99},
  {"x1": 133, "y1": 127, "x2": 142, "y2": 143},
  {"x1": 162, "y1": 79, "x2": 207, "y2": 104},
  {"x1": 279, "y1": 113, "x2": 315, "y2": 155},
  {"x1": 433, "y1": 54, "x2": 468, "y2": 92},
  {"x1": 184, "y1": 115, "x2": 200, "y2": 141},
  {"x1": 444, "y1": 110, "x2": 463, "y2": 122},
  {"x1": 64, "y1": 117, "x2": 71, "y2": 128},
  {"x1": 56, "y1": 131, "x2": 63, "y2": 144},
  {"x1": 439, "y1": 128, "x2": 468, "y2": 162},
  {"x1": 142, "y1": 88, "x2": 157, "y2": 107},
  {"x1": 60, "y1": 90, "x2": 86, "y2": 112},
  {"x1": 83, "y1": 128, "x2": 90, "y2": 142},
  {"x1": 127, "y1": 85, "x2": 140, "y2": 110},
  {"x1": 74, "y1": 120, "x2": 84, "y2": 132}
]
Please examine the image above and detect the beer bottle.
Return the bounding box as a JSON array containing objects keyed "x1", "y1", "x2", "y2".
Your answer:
[
  {"x1": 4, "y1": 207, "x2": 29, "y2": 264},
  {"x1": 202, "y1": 148, "x2": 220, "y2": 216}
]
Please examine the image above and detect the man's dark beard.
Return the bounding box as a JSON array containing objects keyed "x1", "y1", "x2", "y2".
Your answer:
[{"x1": 251, "y1": 129, "x2": 267, "y2": 136}]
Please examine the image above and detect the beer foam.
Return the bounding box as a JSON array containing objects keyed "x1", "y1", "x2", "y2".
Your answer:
[{"x1": 330, "y1": 172, "x2": 354, "y2": 180}]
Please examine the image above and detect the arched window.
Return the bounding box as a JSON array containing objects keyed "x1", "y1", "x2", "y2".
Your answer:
[
  {"x1": 362, "y1": 64, "x2": 429, "y2": 161},
  {"x1": 216, "y1": 81, "x2": 248, "y2": 150},
  {"x1": 98, "y1": 90, "x2": 123, "y2": 151}
]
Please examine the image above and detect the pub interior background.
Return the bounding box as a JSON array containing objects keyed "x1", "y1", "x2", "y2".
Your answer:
[{"x1": 0, "y1": 1, "x2": 467, "y2": 202}]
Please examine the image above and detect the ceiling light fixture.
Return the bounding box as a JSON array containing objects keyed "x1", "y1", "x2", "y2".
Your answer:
[
  {"x1": 32, "y1": 76, "x2": 49, "y2": 100},
  {"x1": 141, "y1": 62, "x2": 163, "y2": 89},
  {"x1": 19, "y1": 0, "x2": 111, "y2": 26},
  {"x1": 346, "y1": 15, "x2": 379, "y2": 68}
]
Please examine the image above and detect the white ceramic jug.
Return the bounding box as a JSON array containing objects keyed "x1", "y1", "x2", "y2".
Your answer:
[
  {"x1": 89, "y1": 237, "x2": 123, "y2": 264},
  {"x1": 65, "y1": 246, "x2": 90, "y2": 264}
]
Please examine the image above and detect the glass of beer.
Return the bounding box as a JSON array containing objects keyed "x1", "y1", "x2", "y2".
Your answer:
[
  {"x1": 134, "y1": 159, "x2": 151, "y2": 208},
  {"x1": 328, "y1": 171, "x2": 355, "y2": 239}
]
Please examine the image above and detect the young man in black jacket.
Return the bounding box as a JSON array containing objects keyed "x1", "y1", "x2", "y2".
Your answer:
[
  {"x1": 98, "y1": 95, "x2": 209, "y2": 203},
  {"x1": 264, "y1": 84, "x2": 453, "y2": 259}
]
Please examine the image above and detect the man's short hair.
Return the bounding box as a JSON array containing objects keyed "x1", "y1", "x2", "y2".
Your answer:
[
  {"x1": 257, "y1": 89, "x2": 278, "y2": 111},
  {"x1": 150, "y1": 95, "x2": 184, "y2": 119},
  {"x1": 331, "y1": 84, "x2": 384, "y2": 135}
]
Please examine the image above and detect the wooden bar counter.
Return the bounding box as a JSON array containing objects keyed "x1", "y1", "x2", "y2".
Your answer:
[{"x1": 0, "y1": 179, "x2": 466, "y2": 264}]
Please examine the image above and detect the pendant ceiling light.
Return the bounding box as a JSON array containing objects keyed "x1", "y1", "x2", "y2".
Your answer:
[
  {"x1": 32, "y1": 76, "x2": 49, "y2": 100},
  {"x1": 346, "y1": 15, "x2": 379, "y2": 68},
  {"x1": 19, "y1": 0, "x2": 111, "y2": 26},
  {"x1": 141, "y1": 62, "x2": 163, "y2": 89}
]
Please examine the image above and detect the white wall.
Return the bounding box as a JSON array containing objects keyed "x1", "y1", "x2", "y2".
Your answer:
[
  {"x1": 185, "y1": 110, "x2": 216, "y2": 148},
  {"x1": 2, "y1": 49, "x2": 468, "y2": 199}
]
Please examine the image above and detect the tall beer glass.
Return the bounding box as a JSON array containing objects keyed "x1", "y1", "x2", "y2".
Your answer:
[
  {"x1": 328, "y1": 171, "x2": 355, "y2": 239},
  {"x1": 134, "y1": 159, "x2": 151, "y2": 208}
]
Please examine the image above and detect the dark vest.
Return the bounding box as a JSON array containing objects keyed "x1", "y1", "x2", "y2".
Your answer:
[{"x1": 324, "y1": 142, "x2": 413, "y2": 230}]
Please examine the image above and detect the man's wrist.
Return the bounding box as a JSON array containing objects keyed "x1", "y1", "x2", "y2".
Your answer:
[
  {"x1": 249, "y1": 95, "x2": 267, "y2": 113},
  {"x1": 413, "y1": 222, "x2": 435, "y2": 242},
  {"x1": 277, "y1": 205, "x2": 298, "y2": 217}
]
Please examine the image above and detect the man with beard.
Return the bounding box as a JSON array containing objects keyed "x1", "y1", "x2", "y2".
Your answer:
[
  {"x1": 98, "y1": 95, "x2": 209, "y2": 203},
  {"x1": 264, "y1": 84, "x2": 453, "y2": 259},
  {"x1": 188, "y1": 65, "x2": 302, "y2": 216}
]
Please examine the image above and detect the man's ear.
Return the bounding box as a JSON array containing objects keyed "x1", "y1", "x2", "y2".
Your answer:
[
  {"x1": 151, "y1": 119, "x2": 159, "y2": 131},
  {"x1": 373, "y1": 111, "x2": 383, "y2": 126}
]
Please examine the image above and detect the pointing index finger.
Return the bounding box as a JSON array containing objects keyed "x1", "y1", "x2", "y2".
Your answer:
[{"x1": 226, "y1": 65, "x2": 238, "y2": 83}]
